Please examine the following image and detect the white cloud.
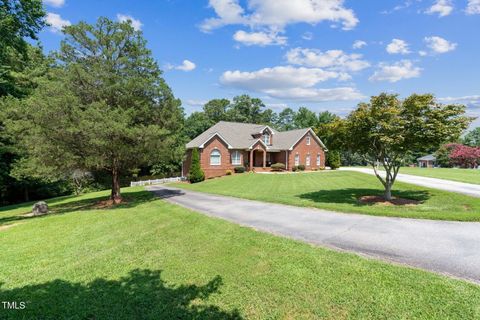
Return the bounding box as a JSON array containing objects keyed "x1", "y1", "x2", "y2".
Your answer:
[
  {"x1": 46, "y1": 12, "x2": 71, "y2": 33},
  {"x1": 438, "y1": 95, "x2": 480, "y2": 106},
  {"x1": 220, "y1": 65, "x2": 364, "y2": 102},
  {"x1": 43, "y1": 0, "x2": 65, "y2": 8},
  {"x1": 185, "y1": 99, "x2": 208, "y2": 107},
  {"x1": 426, "y1": 0, "x2": 454, "y2": 17},
  {"x1": 386, "y1": 39, "x2": 411, "y2": 54},
  {"x1": 352, "y1": 40, "x2": 367, "y2": 49},
  {"x1": 302, "y1": 32, "x2": 313, "y2": 41},
  {"x1": 166, "y1": 60, "x2": 196, "y2": 72},
  {"x1": 200, "y1": 0, "x2": 358, "y2": 45},
  {"x1": 233, "y1": 30, "x2": 286, "y2": 46},
  {"x1": 117, "y1": 14, "x2": 143, "y2": 31},
  {"x1": 369, "y1": 60, "x2": 421, "y2": 82},
  {"x1": 285, "y1": 48, "x2": 370, "y2": 72},
  {"x1": 466, "y1": 0, "x2": 480, "y2": 14},
  {"x1": 419, "y1": 50, "x2": 428, "y2": 56},
  {"x1": 424, "y1": 36, "x2": 457, "y2": 53}
]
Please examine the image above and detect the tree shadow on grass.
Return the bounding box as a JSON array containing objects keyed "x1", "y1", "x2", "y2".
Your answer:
[
  {"x1": 0, "y1": 269, "x2": 242, "y2": 320},
  {"x1": 0, "y1": 190, "x2": 159, "y2": 227},
  {"x1": 297, "y1": 188, "x2": 431, "y2": 207}
]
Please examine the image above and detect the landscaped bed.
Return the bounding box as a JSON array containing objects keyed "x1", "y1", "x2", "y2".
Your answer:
[
  {"x1": 172, "y1": 171, "x2": 480, "y2": 221},
  {"x1": 1, "y1": 187, "x2": 480, "y2": 319}
]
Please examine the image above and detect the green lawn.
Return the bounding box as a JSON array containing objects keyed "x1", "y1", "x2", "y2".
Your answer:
[
  {"x1": 172, "y1": 171, "x2": 480, "y2": 221},
  {"x1": 384, "y1": 167, "x2": 480, "y2": 185},
  {"x1": 1, "y1": 188, "x2": 479, "y2": 319}
]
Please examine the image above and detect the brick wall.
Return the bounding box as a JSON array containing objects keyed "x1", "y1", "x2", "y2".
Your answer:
[{"x1": 288, "y1": 132, "x2": 326, "y2": 170}]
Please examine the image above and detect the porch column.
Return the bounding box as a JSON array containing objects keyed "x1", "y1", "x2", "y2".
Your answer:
[
  {"x1": 249, "y1": 150, "x2": 253, "y2": 171},
  {"x1": 263, "y1": 150, "x2": 266, "y2": 168}
]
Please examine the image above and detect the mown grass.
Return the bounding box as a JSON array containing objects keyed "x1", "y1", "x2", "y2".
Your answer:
[
  {"x1": 1, "y1": 187, "x2": 479, "y2": 319},
  {"x1": 172, "y1": 171, "x2": 480, "y2": 221},
  {"x1": 385, "y1": 166, "x2": 480, "y2": 185}
]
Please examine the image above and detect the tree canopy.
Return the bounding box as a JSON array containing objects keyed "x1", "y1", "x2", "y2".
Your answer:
[
  {"x1": 345, "y1": 93, "x2": 471, "y2": 200},
  {"x1": 6, "y1": 17, "x2": 183, "y2": 202}
]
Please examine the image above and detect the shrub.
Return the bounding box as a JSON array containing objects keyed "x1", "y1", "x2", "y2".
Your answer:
[
  {"x1": 271, "y1": 163, "x2": 285, "y2": 171},
  {"x1": 292, "y1": 166, "x2": 298, "y2": 172},
  {"x1": 234, "y1": 166, "x2": 246, "y2": 173},
  {"x1": 226, "y1": 170, "x2": 232, "y2": 175},
  {"x1": 319, "y1": 166, "x2": 326, "y2": 170},
  {"x1": 188, "y1": 148, "x2": 205, "y2": 183},
  {"x1": 297, "y1": 164, "x2": 305, "y2": 171},
  {"x1": 327, "y1": 151, "x2": 341, "y2": 170}
]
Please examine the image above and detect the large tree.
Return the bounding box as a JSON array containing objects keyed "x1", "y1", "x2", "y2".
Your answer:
[
  {"x1": 7, "y1": 17, "x2": 181, "y2": 202},
  {"x1": 294, "y1": 107, "x2": 318, "y2": 128},
  {"x1": 346, "y1": 93, "x2": 471, "y2": 200},
  {"x1": 463, "y1": 127, "x2": 480, "y2": 147}
]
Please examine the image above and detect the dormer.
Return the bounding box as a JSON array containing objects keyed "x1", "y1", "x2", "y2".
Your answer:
[{"x1": 252, "y1": 126, "x2": 274, "y2": 146}]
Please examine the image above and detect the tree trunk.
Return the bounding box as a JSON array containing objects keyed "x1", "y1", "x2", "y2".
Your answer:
[
  {"x1": 110, "y1": 168, "x2": 122, "y2": 203},
  {"x1": 24, "y1": 187, "x2": 29, "y2": 202},
  {"x1": 384, "y1": 183, "x2": 392, "y2": 201}
]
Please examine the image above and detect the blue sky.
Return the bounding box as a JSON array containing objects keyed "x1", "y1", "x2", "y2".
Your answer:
[{"x1": 40, "y1": 0, "x2": 480, "y2": 127}]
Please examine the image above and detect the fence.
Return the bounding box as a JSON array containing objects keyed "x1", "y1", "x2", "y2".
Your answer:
[{"x1": 130, "y1": 177, "x2": 185, "y2": 187}]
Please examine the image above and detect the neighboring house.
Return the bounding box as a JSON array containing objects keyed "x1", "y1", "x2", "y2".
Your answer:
[
  {"x1": 183, "y1": 121, "x2": 328, "y2": 178},
  {"x1": 417, "y1": 154, "x2": 437, "y2": 168}
]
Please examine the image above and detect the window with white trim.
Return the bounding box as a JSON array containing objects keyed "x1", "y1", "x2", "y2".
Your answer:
[
  {"x1": 231, "y1": 151, "x2": 241, "y2": 165},
  {"x1": 306, "y1": 136, "x2": 311, "y2": 145},
  {"x1": 294, "y1": 153, "x2": 300, "y2": 166},
  {"x1": 262, "y1": 132, "x2": 270, "y2": 145},
  {"x1": 306, "y1": 154, "x2": 311, "y2": 166},
  {"x1": 210, "y1": 149, "x2": 221, "y2": 165},
  {"x1": 316, "y1": 153, "x2": 321, "y2": 166}
]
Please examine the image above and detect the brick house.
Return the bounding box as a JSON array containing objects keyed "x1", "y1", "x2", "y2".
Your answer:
[{"x1": 183, "y1": 121, "x2": 328, "y2": 179}]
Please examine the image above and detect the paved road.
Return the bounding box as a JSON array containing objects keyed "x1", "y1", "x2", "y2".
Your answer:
[
  {"x1": 341, "y1": 167, "x2": 480, "y2": 198},
  {"x1": 147, "y1": 185, "x2": 480, "y2": 283}
]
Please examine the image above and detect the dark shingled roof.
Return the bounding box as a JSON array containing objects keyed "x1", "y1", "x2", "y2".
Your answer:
[
  {"x1": 417, "y1": 154, "x2": 437, "y2": 161},
  {"x1": 186, "y1": 121, "x2": 327, "y2": 151}
]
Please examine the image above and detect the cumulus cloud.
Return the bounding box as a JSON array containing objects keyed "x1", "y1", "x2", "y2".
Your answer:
[
  {"x1": 185, "y1": 99, "x2": 208, "y2": 107},
  {"x1": 438, "y1": 95, "x2": 480, "y2": 106},
  {"x1": 220, "y1": 66, "x2": 364, "y2": 102},
  {"x1": 466, "y1": 0, "x2": 480, "y2": 14},
  {"x1": 46, "y1": 12, "x2": 70, "y2": 33},
  {"x1": 352, "y1": 40, "x2": 367, "y2": 49},
  {"x1": 117, "y1": 14, "x2": 143, "y2": 31},
  {"x1": 43, "y1": 0, "x2": 65, "y2": 7},
  {"x1": 233, "y1": 30, "x2": 286, "y2": 46},
  {"x1": 166, "y1": 60, "x2": 196, "y2": 72},
  {"x1": 386, "y1": 39, "x2": 411, "y2": 54},
  {"x1": 369, "y1": 60, "x2": 421, "y2": 82},
  {"x1": 426, "y1": 0, "x2": 454, "y2": 17},
  {"x1": 302, "y1": 32, "x2": 314, "y2": 41},
  {"x1": 285, "y1": 48, "x2": 370, "y2": 72},
  {"x1": 200, "y1": 0, "x2": 358, "y2": 45},
  {"x1": 424, "y1": 36, "x2": 457, "y2": 53}
]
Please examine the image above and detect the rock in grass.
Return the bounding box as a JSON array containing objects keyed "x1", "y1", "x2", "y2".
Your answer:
[{"x1": 32, "y1": 201, "x2": 49, "y2": 216}]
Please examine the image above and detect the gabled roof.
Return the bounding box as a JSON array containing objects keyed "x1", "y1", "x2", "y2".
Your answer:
[
  {"x1": 186, "y1": 121, "x2": 327, "y2": 151},
  {"x1": 417, "y1": 154, "x2": 436, "y2": 161}
]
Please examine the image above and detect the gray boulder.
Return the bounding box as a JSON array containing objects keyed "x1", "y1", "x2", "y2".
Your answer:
[{"x1": 32, "y1": 201, "x2": 49, "y2": 216}]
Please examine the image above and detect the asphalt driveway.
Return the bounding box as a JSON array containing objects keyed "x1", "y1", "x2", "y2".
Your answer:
[
  {"x1": 148, "y1": 185, "x2": 480, "y2": 283},
  {"x1": 341, "y1": 167, "x2": 480, "y2": 198}
]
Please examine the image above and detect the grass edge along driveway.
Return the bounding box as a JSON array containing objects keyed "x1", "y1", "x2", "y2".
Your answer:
[
  {"x1": 171, "y1": 171, "x2": 480, "y2": 221},
  {"x1": 0, "y1": 187, "x2": 479, "y2": 319}
]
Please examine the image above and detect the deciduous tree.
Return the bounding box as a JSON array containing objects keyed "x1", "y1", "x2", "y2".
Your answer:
[{"x1": 346, "y1": 93, "x2": 470, "y2": 200}]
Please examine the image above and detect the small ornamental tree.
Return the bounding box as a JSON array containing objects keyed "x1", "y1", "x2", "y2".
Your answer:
[
  {"x1": 435, "y1": 143, "x2": 461, "y2": 168},
  {"x1": 327, "y1": 151, "x2": 341, "y2": 170},
  {"x1": 346, "y1": 93, "x2": 471, "y2": 200},
  {"x1": 449, "y1": 145, "x2": 480, "y2": 168},
  {"x1": 188, "y1": 148, "x2": 205, "y2": 183}
]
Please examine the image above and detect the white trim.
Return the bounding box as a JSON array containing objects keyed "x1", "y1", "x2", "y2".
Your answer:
[
  {"x1": 199, "y1": 132, "x2": 233, "y2": 149},
  {"x1": 288, "y1": 128, "x2": 328, "y2": 151},
  {"x1": 248, "y1": 138, "x2": 268, "y2": 150},
  {"x1": 316, "y1": 153, "x2": 321, "y2": 166},
  {"x1": 306, "y1": 154, "x2": 311, "y2": 166},
  {"x1": 210, "y1": 148, "x2": 221, "y2": 166},
  {"x1": 306, "y1": 136, "x2": 311, "y2": 145},
  {"x1": 294, "y1": 153, "x2": 300, "y2": 166},
  {"x1": 258, "y1": 126, "x2": 275, "y2": 135}
]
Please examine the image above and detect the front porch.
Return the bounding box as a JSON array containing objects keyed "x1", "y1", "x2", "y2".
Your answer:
[{"x1": 248, "y1": 149, "x2": 288, "y2": 172}]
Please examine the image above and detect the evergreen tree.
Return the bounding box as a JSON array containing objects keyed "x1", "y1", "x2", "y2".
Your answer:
[{"x1": 188, "y1": 148, "x2": 204, "y2": 183}]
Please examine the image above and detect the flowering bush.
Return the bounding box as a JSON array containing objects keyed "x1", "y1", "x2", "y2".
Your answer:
[{"x1": 449, "y1": 144, "x2": 480, "y2": 168}]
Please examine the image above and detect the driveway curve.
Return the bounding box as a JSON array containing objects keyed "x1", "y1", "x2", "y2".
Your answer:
[
  {"x1": 147, "y1": 185, "x2": 480, "y2": 284},
  {"x1": 341, "y1": 167, "x2": 480, "y2": 198}
]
